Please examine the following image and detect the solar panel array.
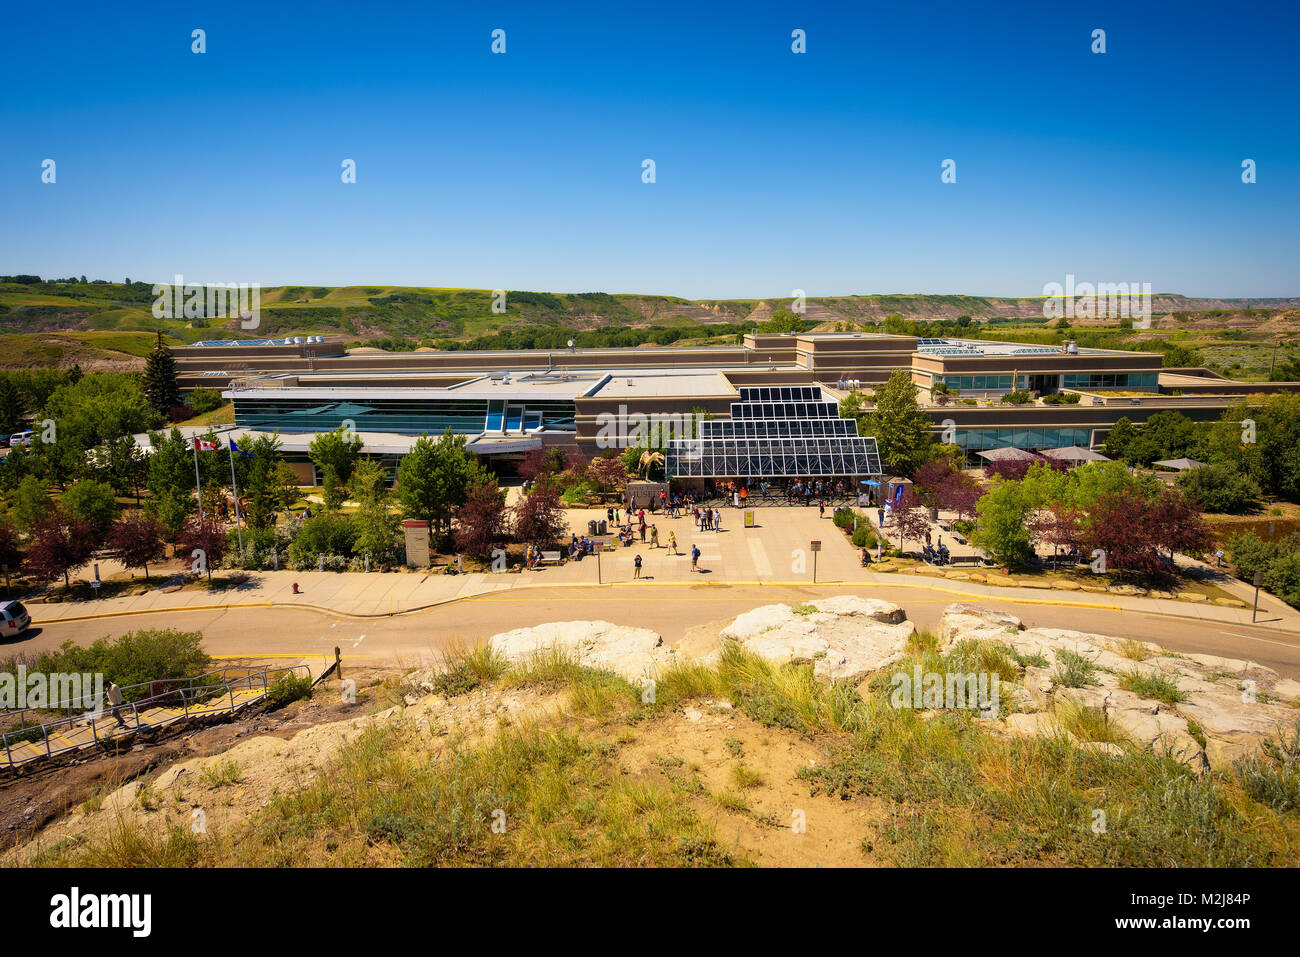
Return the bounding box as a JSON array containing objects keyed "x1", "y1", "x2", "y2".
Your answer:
[{"x1": 667, "y1": 387, "x2": 882, "y2": 479}]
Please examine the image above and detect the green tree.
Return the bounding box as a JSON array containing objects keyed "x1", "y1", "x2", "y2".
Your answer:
[
  {"x1": 971, "y1": 480, "x2": 1036, "y2": 568},
  {"x1": 309, "y1": 427, "x2": 364, "y2": 508},
  {"x1": 862, "y1": 370, "x2": 933, "y2": 476},
  {"x1": 61, "y1": 479, "x2": 119, "y2": 535},
  {"x1": 1176, "y1": 464, "x2": 1261, "y2": 514},
  {"x1": 12, "y1": 474, "x2": 55, "y2": 530},
  {"x1": 142, "y1": 332, "x2": 180, "y2": 416},
  {"x1": 396, "y1": 431, "x2": 487, "y2": 542},
  {"x1": 351, "y1": 459, "x2": 400, "y2": 564},
  {"x1": 240, "y1": 435, "x2": 299, "y2": 529},
  {"x1": 0, "y1": 376, "x2": 22, "y2": 434}
]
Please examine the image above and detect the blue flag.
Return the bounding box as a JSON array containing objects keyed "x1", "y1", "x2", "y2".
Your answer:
[{"x1": 231, "y1": 439, "x2": 254, "y2": 459}]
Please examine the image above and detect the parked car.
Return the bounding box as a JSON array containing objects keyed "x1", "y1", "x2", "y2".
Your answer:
[
  {"x1": 8, "y1": 431, "x2": 33, "y2": 447},
  {"x1": 0, "y1": 600, "x2": 31, "y2": 638}
]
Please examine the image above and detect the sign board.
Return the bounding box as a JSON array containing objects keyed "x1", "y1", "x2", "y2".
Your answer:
[
  {"x1": 744, "y1": 510, "x2": 756, "y2": 528},
  {"x1": 1254, "y1": 571, "x2": 1264, "y2": 587},
  {"x1": 810, "y1": 540, "x2": 821, "y2": 552},
  {"x1": 403, "y1": 519, "x2": 431, "y2": 568}
]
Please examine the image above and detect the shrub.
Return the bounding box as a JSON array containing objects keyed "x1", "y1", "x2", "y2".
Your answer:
[
  {"x1": 1234, "y1": 717, "x2": 1300, "y2": 812},
  {"x1": 1119, "y1": 670, "x2": 1188, "y2": 705},
  {"x1": 287, "y1": 511, "x2": 357, "y2": 569},
  {"x1": 266, "y1": 671, "x2": 312, "y2": 708},
  {"x1": 1177, "y1": 464, "x2": 1261, "y2": 514}
]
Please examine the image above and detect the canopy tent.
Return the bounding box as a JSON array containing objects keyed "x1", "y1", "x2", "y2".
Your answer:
[
  {"x1": 1152, "y1": 457, "x2": 1206, "y2": 471},
  {"x1": 976, "y1": 447, "x2": 1041, "y2": 463},
  {"x1": 1039, "y1": 446, "x2": 1111, "y2": 463}
]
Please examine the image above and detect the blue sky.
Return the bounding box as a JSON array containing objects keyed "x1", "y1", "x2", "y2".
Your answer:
[{"x1": 1, "y1": 0, "x2": 1296, "y2": 299}]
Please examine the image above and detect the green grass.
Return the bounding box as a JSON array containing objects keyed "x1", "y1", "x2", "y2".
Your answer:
[
  {"x1": 1052, "y1": 650, "x2": 1098, "y2": 688},
  {"x1": 1119, "y1": 670, "x2": 1189, "y2": 705}
]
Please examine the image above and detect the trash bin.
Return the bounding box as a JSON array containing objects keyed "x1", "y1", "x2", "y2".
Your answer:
[
  {"x1": 588, "y1": 520, "x2": 599, "y2": 535},
  {"x1": 598, "y1": 520, "x2": 607, "y2": 535}
]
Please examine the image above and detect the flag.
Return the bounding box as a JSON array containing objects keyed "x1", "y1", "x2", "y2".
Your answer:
[
  {"x1": 231, "y1": 439, "x2": 254, "y2": 459},
  {"x1": 193, "y1": 437, "x2": 218, "y2": 451},
  {"x1": 893, "y1": 484, "x2": 904, "y2": 503}
]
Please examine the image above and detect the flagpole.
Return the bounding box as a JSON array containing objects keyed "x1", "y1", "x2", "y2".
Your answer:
[
  {"x1": 227, "y1": 438, "x2": 244, "y2": 554},
  {"x1": 192, "y1": 437, "x2": 205, "y2": 521}
]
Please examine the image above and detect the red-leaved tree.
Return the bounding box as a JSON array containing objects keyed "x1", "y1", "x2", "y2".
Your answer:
[
  {"x1": 177, "y1": 515, "x2": 228, "y2": 581},
  {"x1": 107, "y1": 512, "x2": 167, "y2": 581},
  {"x1": 936, "y1": 472, "x2": 983, "y2": 521},
  {"x1": 512, "y1": 484, "x2": 567, "y2": 546},
  {"x1": 453, "y1": 480, "x2": 508, "y2": 558},
  {"x1": 24, "y1": 509, "x2": 94, "y2": 589},
  {"x1": 1082, "y1": 486, "x2": 1209, "y2": 579},
  {"x1": 892, "y1": 488, "x2": 933, "y2": 551}
]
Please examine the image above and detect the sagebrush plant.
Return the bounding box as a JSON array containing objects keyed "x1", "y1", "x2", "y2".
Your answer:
[
  {"x1": 1119, "y1": 670, "x2": 1188, "y2": 705},
  {"x1": 1052, "y1": 649, "x2": 1097, "y2": 688},
  {"x1": 1234, "y1": 717, "x2": 1300, "y2": 812},
  {"x1": 267, "y1": 671, "x2": 312, "y2": 708}
]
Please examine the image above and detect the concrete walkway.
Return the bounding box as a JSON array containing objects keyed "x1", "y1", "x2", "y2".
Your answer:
[{"x1": 21, "y1": 502, "x2": 1300, "y2": 634}]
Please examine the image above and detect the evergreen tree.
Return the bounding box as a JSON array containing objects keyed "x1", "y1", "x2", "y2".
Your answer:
[
  {"x1": 143, "y1": 332, "x2": 180, "y2": 416},
  {"x1": 861, "y1": 370, "x2": 934, "y2": 476}
]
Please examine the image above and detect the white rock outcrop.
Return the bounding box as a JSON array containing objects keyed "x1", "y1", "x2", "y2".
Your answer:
[
  {"x1": 716, "y1": 596, "x2": 915, "y2": 682},
  {"x1": 488, "y1": 620, "x2": 674, "y2": 681},
  {"x1": 938, "y1": 604, "x2": 1300, "y2": 770}
]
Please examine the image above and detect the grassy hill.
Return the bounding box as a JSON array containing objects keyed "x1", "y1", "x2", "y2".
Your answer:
[{"x1": 3, "y1": 276, "x2": 1298, "y2": 371}]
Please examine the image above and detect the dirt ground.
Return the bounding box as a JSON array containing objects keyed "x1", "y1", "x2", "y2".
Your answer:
[{"x1": 0, "y1": 663, "x2": 392, "y2": 854}]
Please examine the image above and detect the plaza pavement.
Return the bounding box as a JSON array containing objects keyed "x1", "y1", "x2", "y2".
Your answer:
[{"x1": 22, "y1": 501, "x2": 1300, "y2": 634}]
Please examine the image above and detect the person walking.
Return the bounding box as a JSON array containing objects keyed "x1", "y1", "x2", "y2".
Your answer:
[
  {"x1": 633, "y1": 553, "x2": 643, "y2": 579},
  {"x1": 668, "y1": 530, "x2": 678, "y2": 555},
  {"x1": 639, "y1": 522, "x2": 646, "y2": 542},
  {"x1": 690, "y1": 545, "x2": 700, "y2": 572},
  {"x1": 818, "y1": 499, "x2": 826, "y2": 520},
  {"x1": 105, "y1": 679, "x2": 129, "y2": 729},
  {"x1": 650, "y1": 524, "x2": 659, "y2": 548}
]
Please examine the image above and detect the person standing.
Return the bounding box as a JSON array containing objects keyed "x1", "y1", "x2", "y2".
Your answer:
[
  {"x1": 650, "y1": 524, "x2": 659, "y2": 548},
  {"x1": 668, "y1": 530, "x2": 678, "y2": 555},
  {"x1": 690, "y1": 545, "x2": 700, "y2": 572},
  {"x1": 714, "y1": 508, "x2": 722, "y2": 532},
  {"x1": 633, "y1": 553, "x2": 643, "y2": 579},
  {"x1": 818, "y1": 499, "x2": 826, "y2": 520}
]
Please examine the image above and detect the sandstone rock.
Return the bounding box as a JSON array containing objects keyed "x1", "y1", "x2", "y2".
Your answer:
[
  {"x1": 1019, "y1": 580, "x2": 1052, "y2": 589},
  {"x1": 489, "y1": 620, "x2": 673, "y2": 681},
  {"x1": 717, "y1": 600, "x2": 915, "y2": 682},
  {"x1": 944, "y1": 570, "x2": 971, "y2": 580},
  {"x1": 1005, "y1": 712, "x2": 1060, "y2": 737},
  {"x1": 1213, "y1": 597, "x2": 1247, "y2": 608},
  {"x1": 1078, "y1": 583, "x2": 1109, "y2": 593},
  {"x1": 985, "y1": 573, "x2": 1017, "y2": 587},
  {"x1": 1051, "y1": 580, "x2": 1081, "y2": 590},
  {"x1": 1108, "y1": 584, "x2": 1146, "y2": 597},
  {"x1": 1177, "y1": 592, "x2": 1208, "y2": 602}
]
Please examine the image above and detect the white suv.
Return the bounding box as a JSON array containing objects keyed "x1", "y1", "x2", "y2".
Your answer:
[{"x1": 1, "y1": 600, "x2": 31, "y2": 638}]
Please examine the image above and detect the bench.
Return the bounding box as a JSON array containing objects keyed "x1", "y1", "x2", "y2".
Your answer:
[
  {"x1": 948, "y1": 554, "x2": 983, "y2": 566},
  {"x1": 537, "y1": 550, "x2": 563, "y2": 565}
]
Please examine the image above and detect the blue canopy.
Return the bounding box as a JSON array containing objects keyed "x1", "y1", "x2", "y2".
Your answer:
[{"x1": 859, "y1": 479, "x2": 881, "y2": 486}]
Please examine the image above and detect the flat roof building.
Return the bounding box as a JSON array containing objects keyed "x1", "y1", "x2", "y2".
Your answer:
[{"x1": 188, "y1": 331, "x2": 1298, "y2": 482}]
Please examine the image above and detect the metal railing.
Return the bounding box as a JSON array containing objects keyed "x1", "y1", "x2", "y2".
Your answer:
[{"x1": 1, "y1": 664, "x2": 311, "y2": 770}]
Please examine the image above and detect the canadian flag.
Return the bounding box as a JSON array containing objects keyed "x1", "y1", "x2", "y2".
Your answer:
[{"x1": 193, "y1": 438, "x2": 219, "y2": 451}]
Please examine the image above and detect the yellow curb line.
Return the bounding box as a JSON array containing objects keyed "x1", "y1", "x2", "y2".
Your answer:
[{"x1": 35, "y1": 602, "x2": 273, "y2": 624}]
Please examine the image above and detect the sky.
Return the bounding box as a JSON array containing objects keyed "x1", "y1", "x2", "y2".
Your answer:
[{"x1": 1, "y1": 0, "x2": 1297, "y2": 299}]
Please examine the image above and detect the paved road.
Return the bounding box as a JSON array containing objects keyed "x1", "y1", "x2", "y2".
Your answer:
[{"x1": 12, "y1": 582, "x2": 1300, "y2": 679}]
